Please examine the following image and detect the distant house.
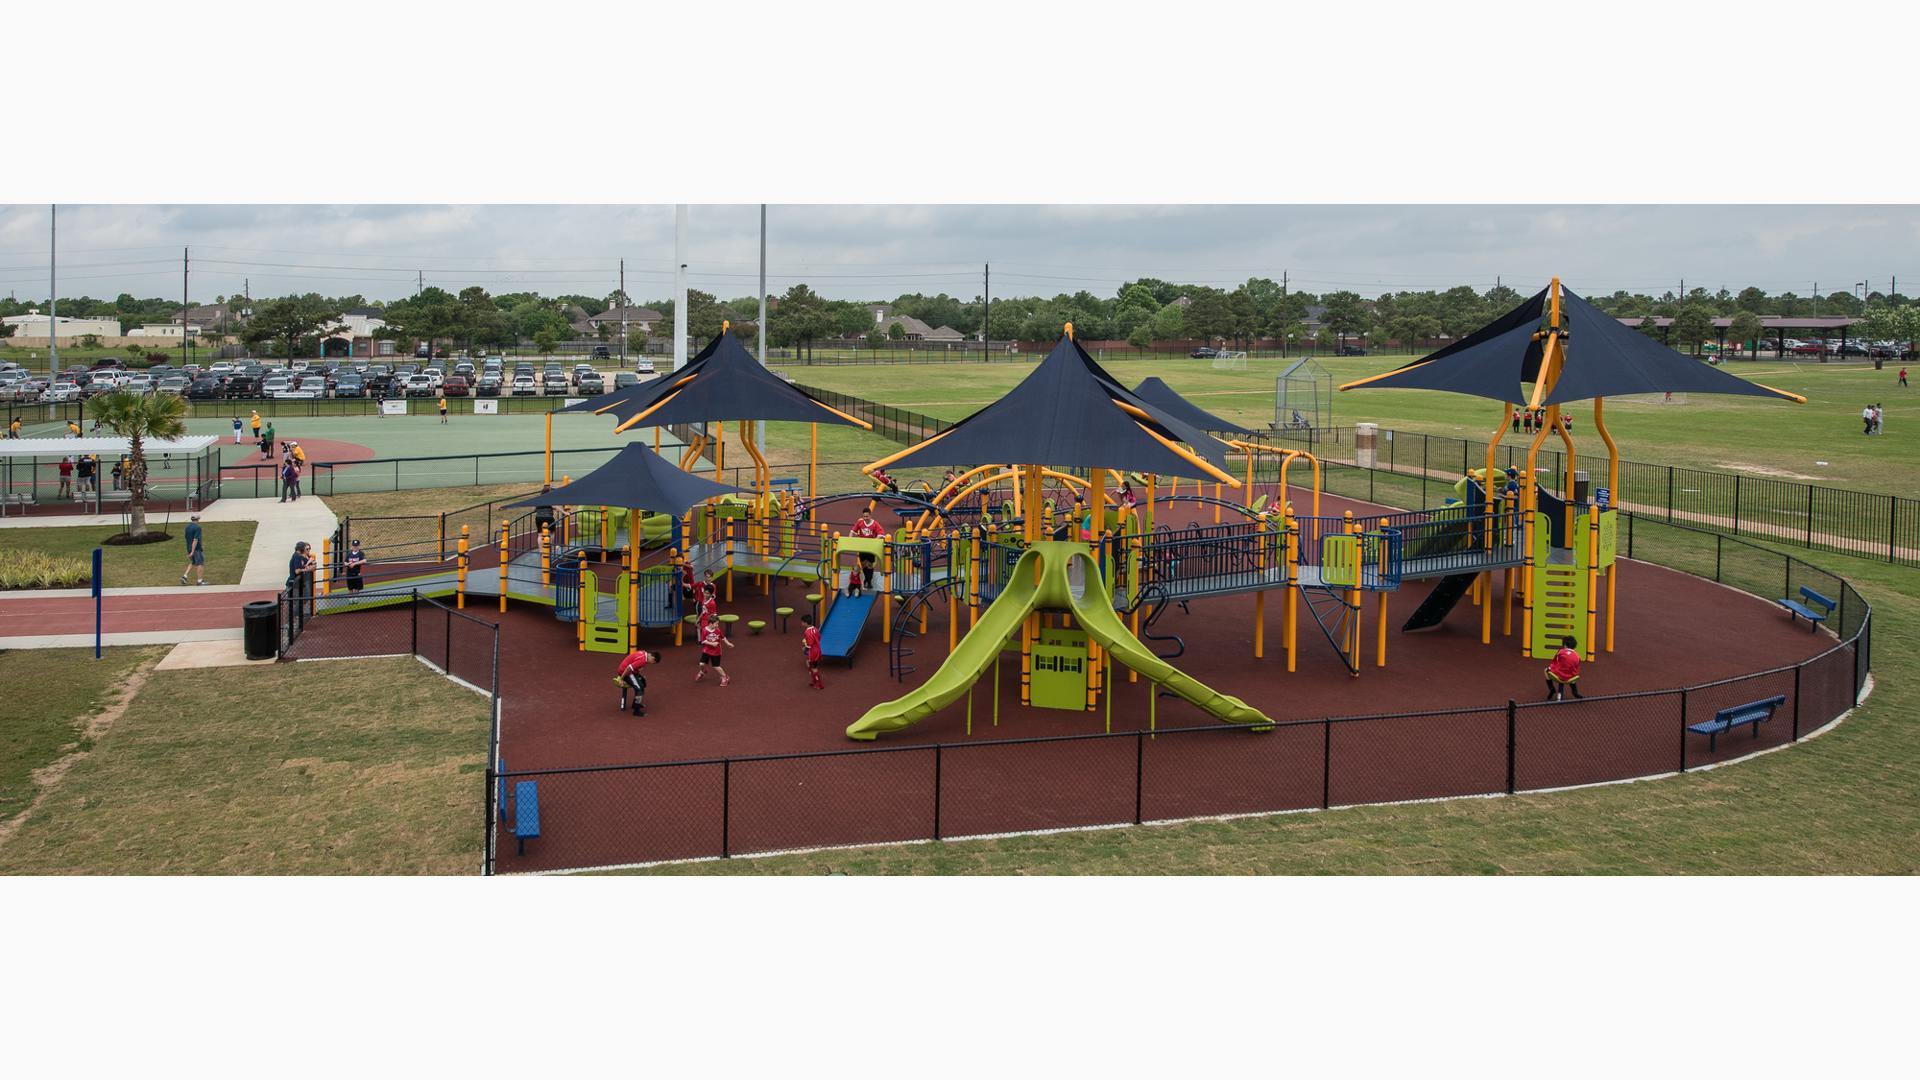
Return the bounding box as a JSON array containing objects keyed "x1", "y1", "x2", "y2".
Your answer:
[
  {"x1": 873, "y1": 314, "x2": 935, "y2": 341},
  {"x1": 172, "y1": 303, "x2": 242, "y2": 329},
  {"x1": 924, "y1": 324, "x2": 966, "y2": 343},
  {"x1": 587, "y1": 305, "x2": 664, "y2": 334}
]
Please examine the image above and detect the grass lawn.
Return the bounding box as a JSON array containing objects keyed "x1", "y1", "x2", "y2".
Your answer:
[
  {"x1": 773, "y1": 355, "x2": 1919, "y2": 498},
  {"x1": 0, "y1": 521, "x2": 257, "y2": 587},
  {"x1": 0, "y1": 655, "x2": 491, "y2": 874},
  {"x1": 0, "y1": 646, "x2": 163, "y2": 821}
]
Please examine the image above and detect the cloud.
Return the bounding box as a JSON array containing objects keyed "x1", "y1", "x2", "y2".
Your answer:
[{"x1": 0, "y1": 204, "x2": 1912, "y2": 304}]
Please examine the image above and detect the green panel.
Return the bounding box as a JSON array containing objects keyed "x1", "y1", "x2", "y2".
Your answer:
[
  {"x1": 1597, "y1": 509, "x2": 1618, "y2": 569},
  {"x1": 1031, "y1": 628, "x2": 1089, "y2": 711},
  {"x1": 1531, "y1": 511, "x2": 1553, "y2": 565},
  {"x1": 1320, "y1": 535, "x2": 1359, "y2": 587}
]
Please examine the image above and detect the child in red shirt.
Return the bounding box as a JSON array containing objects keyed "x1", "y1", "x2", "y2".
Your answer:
[
  {"x1": 614, "y1": 648, "x2": 659, "y2": 715},
  {"x1": 696, "y1": 618, "x2": 734, "y2": 685},
  {"x1": 1545, "y1": 635, "x2": 1582, "y2": 700},
  {"x1": 849, "y1": 510, "x2": 884, "y2": 592},
  {"x1": 801, "y1": 612, "x2": 823, "y2": 689}
]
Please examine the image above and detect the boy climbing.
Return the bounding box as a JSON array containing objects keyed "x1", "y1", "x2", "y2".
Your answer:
[
  {"x1": 614, "y1": 648, "x2": 660, "y2": 716},
  {"x1": 1545, "y1": 636, "x2": 1583, "y2": 701}
]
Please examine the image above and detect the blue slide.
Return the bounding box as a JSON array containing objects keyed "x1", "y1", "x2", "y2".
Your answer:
[{"x1": 818, "y1": 591, "x2": 878, "y2": 665}]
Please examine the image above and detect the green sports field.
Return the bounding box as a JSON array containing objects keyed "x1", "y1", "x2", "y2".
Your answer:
[{"x1": 775, "y1": 355, "x2": 1919, "y2": 498}]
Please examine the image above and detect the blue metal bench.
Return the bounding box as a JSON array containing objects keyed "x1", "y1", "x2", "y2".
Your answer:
[
  {"x1": 1777, "y1": 586, "x2": 1835, "y2": 632},
  {"x1": 512, "y1": 780, "x2": 541, "y2": 855},
  {"x1": 1687, "y1": 695, "x2": 1787, "y2": 751}
]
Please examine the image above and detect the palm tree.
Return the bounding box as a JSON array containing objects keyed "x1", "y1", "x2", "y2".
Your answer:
[{"x1": 87, "y1": 390, "x2": 186, "y2": 538}]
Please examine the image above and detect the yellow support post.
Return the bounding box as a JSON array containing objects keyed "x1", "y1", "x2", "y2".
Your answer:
[
  {"x1": 544, "y1": 411, "x2": 553, "y2": 486},
  {"x1": 1378, "y1": 517, "x2": 1391, "y2": 668},
  {"x1": 628, "y1": 514, "x2": 641, "y2": 650},
  {"x1": 1254, "y1": 590, "x2": 1265, "y2": 659},
  {"x1": 1345, "y1": 512, "x2": 1361, "y2": 677},
  {"x1": 320, "y1": 537, "x2": 332, "y2": 596},
  {"x1": 882, "y1": 541, "x2": 892, "y2": 644},
  {"x1": 498, "y1": 522, "x2": 509, "y2": 614},
  {"x1": 456, "y1": 525, "x2": 470, "y2": 610},
  {"x1": 540, "y1": 522, "x2": 552, "y2": 588},
  {"x1": 1593, "y1": 396, "x2": 1620, "y2": 654},
  {"x1": 1285, "y1": 505, "x2": 1298, "y2": 673},
  {"x1": 1586, "y1": 507, "x2": 1600, "y2": 663}
]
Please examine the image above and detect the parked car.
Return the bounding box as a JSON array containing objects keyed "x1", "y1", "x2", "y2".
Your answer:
[
  {"x1": 1189, "y1": 347, "x2": 1220, "y2": 359},
  {"x1": 1830, "y1": 342, "x2": 1870, "y2": 357},
  {"x1": 1337, "y1": 345, "x2": 1368, "y2": 356},
  {"x1": 591, "y1": 345, "x2": 611, "y2": 360},
  {"x1": 157, "y1": 376, "x2": 191, "y2": 395},
  {"x1": 333, "y1": 374, "x2": 366, "y2": 398},
  {"x1": 475, "y1": 374, "x2": 503, "y2": 397},
  {"x1": 453, "y1": 361, "x2": 475, "y2": 378},
  {"x1": 186, "y1": 378, "x2": 224, "y2": 400},
  {"x1": 575, "y1": 371, "x2": 605, "y2": 394},
  {"x1": 403, "y1": 373, "x2": 436, "y2": 397},
  {"x1": 613, "y1": 372, "x2": 641, "y2": 391},
  {"x1": 542, "y1": 371, "x2": 569, "y2": 394},
  {"x1": 261, "y1": 375, "x2": 292, "y2": 396},
  {"x1": 121, "y1": 373, "x2": 155, "y2": 393},
  {"x1": 511, "y1": 373, "x2": 539, "y2": 396},
  {"x1": 443, "y1": 375, "x2": 471, "y2": 397},
  {"x1": 571, "y1": 363, "x2": 597, "y2": 385},
  {"x1": 631, "y1": 358, "x2": 655, "y2": 375}
]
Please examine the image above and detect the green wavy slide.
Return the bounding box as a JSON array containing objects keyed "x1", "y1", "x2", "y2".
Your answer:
[{"x1": 846, "y1": 541, "x2": 1273, "y2": 740}]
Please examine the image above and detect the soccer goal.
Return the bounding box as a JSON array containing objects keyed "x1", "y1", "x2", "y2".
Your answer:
[{"x1": 1210, "y1": 351, "x2": 1248, "y2": 371}]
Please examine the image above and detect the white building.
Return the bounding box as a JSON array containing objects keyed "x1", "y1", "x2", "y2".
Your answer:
[
  {"x1": 3, "y1": 312, "x2": 123, "y2": 338},
  {"x1": 128, "y1": 324, "x2": 201, "y2": 338}
]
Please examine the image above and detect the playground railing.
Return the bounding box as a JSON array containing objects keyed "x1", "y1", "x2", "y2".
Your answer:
[{"x1": 480, "y1": 511, "x2": 1870, "y2": 875}]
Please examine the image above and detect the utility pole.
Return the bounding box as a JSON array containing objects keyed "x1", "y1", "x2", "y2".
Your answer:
[
  {"x1": 1282, "y1": 269, "x2": 1289, "y2": 296},
  {"x1": 673, "y1": 205, "x2": 688, "y2": 371},
  {"x1": 983, "y1": 263, "x2": 995, "y2": 355},
  {"x1": 618, "y1": 258, "x2": 626, "y2": 369},
  {"x1": 417, "y1": 271, "x2": 423, "y2": 297},
  {"x1": 182, "y1": 247, "x2": 191, "y2": 369},
  {"x1": 48, "y1": 205, "x2": 56, "y2": 379}
]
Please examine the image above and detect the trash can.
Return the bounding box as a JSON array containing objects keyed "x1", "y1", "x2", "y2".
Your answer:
[{"x1": 243, "y1": 600, "x2": 280, "y2": 661}]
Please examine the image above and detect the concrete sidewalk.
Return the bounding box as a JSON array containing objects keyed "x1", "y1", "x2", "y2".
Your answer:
[{"x1": 0, "y1": 495, "x2": 339, "y2": 649}]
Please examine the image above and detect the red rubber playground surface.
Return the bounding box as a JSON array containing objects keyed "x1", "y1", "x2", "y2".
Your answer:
[{"x1": 284, "y1": 492, "x2": 1857, "y2": 872}]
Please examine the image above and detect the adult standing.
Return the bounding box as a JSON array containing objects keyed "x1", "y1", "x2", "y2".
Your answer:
[
  {"x1": 57, "y1": 455, "x2": 73, "y2": 499},
  {"x1": 1863, "y1": 405, "x2": 1875, "y2": 436},
  {"x1": 232, "y1": 416, "x2": 244, "y2": 444},
  {"x1": 287, "y1": 541, "x2": 318, "y2": 619},
  {"x1": 179, "y1": 513, "x2": 207, "y2": 586},
  {"x1": 75, "y1": 453, "x2": 96, "y2": 496},
  {"x1": 264, "y1": 421, "x2": 277, "y2": 459},
  {"x1": 438, "y1": 395, "x2": 448, "y2": 425},
  {"x1": 8, "y1": 417, "x2": 21, "y2": 439},
  {"x1": 249, "y1": 409, "x2": 262, "y2": 446},
  {"x1": 279, "y1": 454, "x2": 299, "y2": 503},
  {"x1": 1874, "y1": 403, "x2": 1884, "y2": 435}
]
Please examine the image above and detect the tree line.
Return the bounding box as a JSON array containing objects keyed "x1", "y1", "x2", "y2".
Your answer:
[{"x1": 6, "y1": 279, "x2": 1916, "y2": 359}]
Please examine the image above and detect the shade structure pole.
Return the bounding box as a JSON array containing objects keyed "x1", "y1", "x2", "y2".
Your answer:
[
  {"x1": 1593, "y1": 396, "x2": 1620, "y2": 654},
  {"x1": 808, "y1": 423, "x2": 817, "y2": 517},
  {"x1": 544, "y1": 411, "x2": 553, "y2": 485}
]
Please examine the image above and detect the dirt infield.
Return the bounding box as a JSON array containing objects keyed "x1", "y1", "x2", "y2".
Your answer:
[{"x1": 283, "y1": 492, "x2": 1856, "y2": 871}]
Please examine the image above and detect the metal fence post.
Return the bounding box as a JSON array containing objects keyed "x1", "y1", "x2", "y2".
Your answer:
[
  {"x1": 721, "y1": 759, "x2": 732, "y2": 858},
  {"x1": 1678, "y1": 688, "x2": 1689, "y2": 772},
  {"x1": 410, "y1": 588, "x2": 419, "y2": 655},
  {"x1": 1666, "y1": 467, "x2": 1674, "y2": 523},
  {"x1": 1506, "y1": 699, "x2": 1517, "y2": 794},
  {"x1": 932, "y1": 744, "x2": 943, "y2": 840},
  {"x1": 1791, "y1": 664, "x2": 1802, "y2": 741},
  {"x1": 1732, "y1": 474, "x2": 1741, "y2": 535},
  {"x1": 1134, "y1": 730, "x2": 1145, "y2": 825},
  {"x1": 1714, "y1": 534, "x2": 1722, "y2": 581},
  {"x1": 1321, "y1": 719, "x2": 1332, "y2": 809}
]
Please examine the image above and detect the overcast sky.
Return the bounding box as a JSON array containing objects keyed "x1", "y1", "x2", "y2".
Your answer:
[{"x1": 1, "y1": 204, "x2": 1914, "y2": 306}]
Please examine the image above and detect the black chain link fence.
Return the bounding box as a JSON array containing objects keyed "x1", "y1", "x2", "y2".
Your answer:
[{"x1": 486, "y1": 512, "x2": 1869, "y2": 874}]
